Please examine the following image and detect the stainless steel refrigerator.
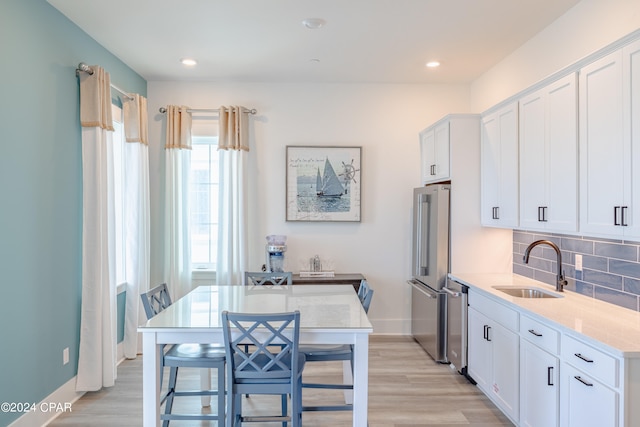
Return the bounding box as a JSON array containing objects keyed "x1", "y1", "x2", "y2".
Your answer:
[{"x1": 408, "y1": 184, "x2": 450, "y2": 363}]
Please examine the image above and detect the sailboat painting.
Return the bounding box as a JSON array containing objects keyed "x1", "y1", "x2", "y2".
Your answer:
[{"x1": 286, "y1": 146, "x2": 361, "y2": 222}]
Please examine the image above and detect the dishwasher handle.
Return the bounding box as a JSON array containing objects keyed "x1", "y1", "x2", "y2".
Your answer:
[
  {"x1": 407, "y1": 280, "x2": 438, "y2": 299},
  {"x1": 442, "y1": 287, "x2": 462, "y2": 297}
]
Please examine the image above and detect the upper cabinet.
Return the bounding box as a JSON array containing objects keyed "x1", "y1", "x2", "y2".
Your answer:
[
  {"x1": 419, "y1": 120, "x2": 450, "y2": 184},
  {"x1": 519, "y1": 73, "x2": 578, "y2": 233},
  {"x1": 579, "y1": 39, "x2": 640, "y2": 238},
  {"x1": 481, "y1": 102, "x2": 519, "y2": 228}
]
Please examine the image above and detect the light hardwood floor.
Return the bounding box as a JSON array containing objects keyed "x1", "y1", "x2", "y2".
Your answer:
[{"x1": 49, "y1": 336, "x2": 513, "y2": 426}]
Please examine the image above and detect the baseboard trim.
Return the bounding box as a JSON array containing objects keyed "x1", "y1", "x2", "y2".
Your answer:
[
  {"x1": 7, "y1": 375, "x2": 84, "y2": 427},
  {"x1": 10, "y1": 342, "x2": 126, "y2": 427}
]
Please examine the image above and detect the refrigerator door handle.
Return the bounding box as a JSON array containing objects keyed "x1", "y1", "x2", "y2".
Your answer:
[
  {"x1": 415, "y1": 193, "x2": 430, "y2": 276},
  {"x1": 407, "y1": 280, "x2": 437, "y2": 298}
]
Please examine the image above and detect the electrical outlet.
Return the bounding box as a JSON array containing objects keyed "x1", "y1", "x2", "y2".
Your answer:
[
  {"x1": 63, "y1": 347, "x2": 69, "y2": 365},
  {"x1": 575, "y1": 254, "x2": 583, "y2": 272}
]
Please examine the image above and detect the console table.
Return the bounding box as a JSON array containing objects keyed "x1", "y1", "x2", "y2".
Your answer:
[{"x1": 292, "y1": 273, "x2": 365, "y2": 292}]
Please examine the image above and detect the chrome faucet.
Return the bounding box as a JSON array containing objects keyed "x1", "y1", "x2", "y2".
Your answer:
[{"x1": 523, "y1": 240, "x2": 567, "y2": 292}]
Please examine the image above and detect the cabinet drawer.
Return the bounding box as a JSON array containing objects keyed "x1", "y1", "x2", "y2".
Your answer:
[
  {"x1": 562, "y1": 334, "x2": 619, "y2": 388},
  {"x1": 469, "y1": 290, "x2": 518, "y2": 332},
  {"x1": 520, "y1": 315, "x2": 560, "y2": 355}
]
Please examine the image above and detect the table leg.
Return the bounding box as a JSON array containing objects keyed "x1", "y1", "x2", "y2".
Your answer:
[
  {"x1": 142, "y1": 332, "x2": 161, "y2": 427},
  {"x1": 342, "y1": 360, "x2": 354, "y2": 404},
  {"x1": 200, "y1": 368, "x2": 211, "y2": 406},
  {"x1": 352, "y1": 333, "x2": 369, "y2": 427}
]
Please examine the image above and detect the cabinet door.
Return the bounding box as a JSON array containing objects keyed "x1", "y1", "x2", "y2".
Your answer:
[
  {"x1": 433, "y1": 121, "x2": 450, "y2": 181},
  {"x1": 520, "y1": 340, "x2": 559, "y2": 427},
  {"x1": 420, "y1": 122, "x2": 451, "y2": 184},
  {"x1": 519, "y1": 74, "x2": 577, "y2": 232},
  {"x1": 481, "y1": 103, "x2": 519, "y2": 227},
  {"x1": 420, "y1": 128, "x2": 436, "y2": 184},
  {"x1": 562, "y1": 363, "x2": 618, "y2": 427},
  {"x1": 519, "y1": 90, "x2": 546, "y2": 230},
  {"x1": 491, "y1": 323, "x2": 520, "y2": 421},
  {"x1": 623, "y1": 39, "x2": 640, "y2": 238},
  {"x1": 467, "y1": 307, "x2": 492, "y2": 390},
  {"x1": 579, "y1": 50, "x2": 626, "y2": 237},
  {"x1": 545, "y1": 74, "x2": 578, "y2": 232}
]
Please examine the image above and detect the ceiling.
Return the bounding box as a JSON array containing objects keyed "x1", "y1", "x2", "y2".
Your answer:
[{"x1": 48, "y1": 0, "x2": 582, "y2": 84}]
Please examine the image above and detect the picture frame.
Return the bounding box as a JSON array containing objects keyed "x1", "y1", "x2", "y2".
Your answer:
[{"x1": 286, "y1": 145, "x2": 362, "y2": 222}]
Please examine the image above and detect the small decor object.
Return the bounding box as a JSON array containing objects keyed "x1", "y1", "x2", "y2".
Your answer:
[{"x1": 286, "y1": 146, "x2": 361, "y2": 222}]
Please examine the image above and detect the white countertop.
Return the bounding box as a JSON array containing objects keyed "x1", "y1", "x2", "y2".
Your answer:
[{"x1": 449, "y1": 272, "x2": 640, "y2": 358}]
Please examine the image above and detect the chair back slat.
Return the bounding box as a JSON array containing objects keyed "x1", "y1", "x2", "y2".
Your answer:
[
  {"x1": 361, "y1": 288, "x2": 374, "y2": 314},
  {"x1": 141, "y1": 283, "x2": 172, "y2": 319},
  {"x1": 244, "y1": 271, "x2": 292, "y2": 287},
  {"x1": 222, "y1": 311, "x2": 300, "y2": 380}
]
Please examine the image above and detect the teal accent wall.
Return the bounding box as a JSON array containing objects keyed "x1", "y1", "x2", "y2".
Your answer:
[{"x1": 0, "y1": 1, "x2": 146, "y2": 425}]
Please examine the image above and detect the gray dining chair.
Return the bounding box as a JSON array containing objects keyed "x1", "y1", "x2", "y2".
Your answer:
[
  {"x1": 140, "y1": 283, "x2": 226, "y2": 427},
  {"x1": 222, "y1": 310, "x2": 305, "y2": 427},
  {"x1": 244, "y1": 271, "x2": 293, "y2": 286},
  {"x1": 299, "y1": 281, "x2": 374, "y2": 413}
]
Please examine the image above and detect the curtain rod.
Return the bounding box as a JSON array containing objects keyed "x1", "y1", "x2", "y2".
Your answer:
[
  {"x1": 75, "y1": 62, "x2": 134, "y2": 101},
  {"x1": 158, "y1": 106, "x2": 257, "y2": 115}
]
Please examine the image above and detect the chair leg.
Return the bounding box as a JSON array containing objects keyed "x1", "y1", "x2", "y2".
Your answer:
[
  {"x1": 216, "y1": 366, "x2": 225, "y2": 426},
  {"x1": 163, "y1": 367, "x2": 178, "y2": 427},
  {"x1": 280, "y1": 394, "x2": 287, "y2": 427}
]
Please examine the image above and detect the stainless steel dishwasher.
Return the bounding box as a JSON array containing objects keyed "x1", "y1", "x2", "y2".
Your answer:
[{"x1": 444, "y1": 278, "x2": 468, "y2": 375}]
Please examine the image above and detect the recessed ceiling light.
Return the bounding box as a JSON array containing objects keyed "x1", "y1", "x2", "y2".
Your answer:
[
  {"x1": 181, "y1": 58, "x2": 197, "y2": 67},
  {"x1": 302, "y1": 18, "x2": 326, "y2": 29},
  {"x1": 426, "y1": 61, "x2": 441, "y2": 68}
]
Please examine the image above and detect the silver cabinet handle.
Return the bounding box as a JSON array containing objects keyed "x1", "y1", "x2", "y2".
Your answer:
[
  {"x1": 574, "y1": 375, "x2": 593, "y2": 387},
  {"x1": 547, "y1": 367, "x2": 554, "y2": 386},
  {"x1": 528, "y1": 329, "x2": 543, "y2": 337}
]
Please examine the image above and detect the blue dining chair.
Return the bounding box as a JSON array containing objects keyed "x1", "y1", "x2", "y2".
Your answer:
[
  {"x1": 140, "y1": 283, "x2": 226, "y2": 427},
  {"x1": 221, "y1": 310, "x2": 305, "y2": 427},
  {"x1": 244, "y1": 271, "x2": 293, "y2": 286},
  {"x1": 299, "y1": 281, "x2": 374, "y2": 413}
]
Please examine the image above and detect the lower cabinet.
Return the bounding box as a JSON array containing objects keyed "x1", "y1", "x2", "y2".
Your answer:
[
  {"x1": 468, "y1": 293, "x2": 520, "y2": 422},
  {"x1": 466, "y1": 289, "x2": 636, "y2": 427},
  {"x1": 520, "y1": 339, "x2": 559, "y2": 427},
  {"x1": 561, "y1": 363, "x2": 618, "y2": 427}
]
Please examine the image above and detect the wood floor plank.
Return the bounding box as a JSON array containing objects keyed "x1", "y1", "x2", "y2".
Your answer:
[{"x1": 49, "y1": 336, "x2": 513, "y2": 426}]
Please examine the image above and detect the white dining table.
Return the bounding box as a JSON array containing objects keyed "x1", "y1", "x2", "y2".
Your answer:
[{"x1": 138, "y1": 284, "x2": 373, "y2": 427}]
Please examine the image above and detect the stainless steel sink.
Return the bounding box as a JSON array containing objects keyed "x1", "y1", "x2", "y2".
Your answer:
[{"x1": 492, "y1": 286, "x2": 562, "y2": 299}]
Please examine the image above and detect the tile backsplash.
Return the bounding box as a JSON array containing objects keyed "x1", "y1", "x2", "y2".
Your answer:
[{"x1": 513, "y1": 230, "x2": 640, "y2": 312}]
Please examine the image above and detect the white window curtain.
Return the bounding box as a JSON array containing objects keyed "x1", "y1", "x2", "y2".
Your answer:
[
  {"x1": 216, "y1": 106, "x2": 249, "y2": 285},
  {"x1": 164, "y1": 105, "x2": 192, "y2": 301},
  {"x1": 122, "y1": 94, "x2": 150, "y2": 358},
  {"x1": 76, "y1": 65, "x2": 117, "y2": 391}
]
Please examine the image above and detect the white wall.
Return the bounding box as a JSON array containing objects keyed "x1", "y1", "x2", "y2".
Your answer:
[
  {"x1": 471, "y1": 0, "x2": 640, "y2": 112},
  {"x1": 147, "y1": 81, "x2": 470, "y2": 334}
]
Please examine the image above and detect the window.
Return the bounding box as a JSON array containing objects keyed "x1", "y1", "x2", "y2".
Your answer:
[{"x1": 190, "y1": 136, "x2": 219, "y2": 270}]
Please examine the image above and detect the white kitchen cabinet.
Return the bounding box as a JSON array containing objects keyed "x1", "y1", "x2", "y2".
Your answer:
[
  {"x1": 561, "y1": 332, "x2": 620, "y2": 427},
  {"x1": 481, "y1": 102, "x2": 519, "y2": 228},
  {"x1": 519, "y1": 316, "x2": 560, "y2": 427},
  {"x1": 468, "y1": 291, "x2": 520, "y2": 422},
  {"x1": 561, "y1": 362, "x2": 618, "y2": 427},
  {"x1": 579, "y1": 40, "x2": 640, "y2": 239},
  {"x1": 519, "y1": 73, "x2": 578, "y2": 233},
  {"x1": 419, "y1": 120, "x2": 450, "y2": 184}
]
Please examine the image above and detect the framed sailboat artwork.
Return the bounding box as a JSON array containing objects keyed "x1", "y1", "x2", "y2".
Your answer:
[{"x1": 286, "y1": 145, "x2": 362, "y2": 222}]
